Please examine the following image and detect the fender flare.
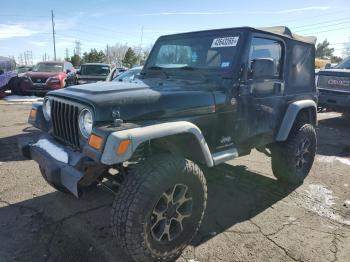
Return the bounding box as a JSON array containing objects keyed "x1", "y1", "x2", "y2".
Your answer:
[
  {"x1": 276, "y1": 99, "x2": 317, "y2": 141},
  {"x1": 100, "y1": 121, "x2": 215, "y2": 167}
]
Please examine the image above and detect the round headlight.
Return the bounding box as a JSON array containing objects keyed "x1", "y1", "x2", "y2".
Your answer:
[
  {"x1": 79, "y1": 109, "x2": 93, "y2": 138},
  {"x1": 43, "y1": 98, "x2": 51, "y2": 121}
]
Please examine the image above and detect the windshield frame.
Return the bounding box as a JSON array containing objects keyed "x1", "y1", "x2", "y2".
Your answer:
[{"x1": 143, "y1": 29, "x2": 244, "y2": 76}]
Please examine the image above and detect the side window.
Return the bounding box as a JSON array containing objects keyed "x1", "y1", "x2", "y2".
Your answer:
[{"x1": 249, "y1": 37, "x2": 283, "y2": 79}]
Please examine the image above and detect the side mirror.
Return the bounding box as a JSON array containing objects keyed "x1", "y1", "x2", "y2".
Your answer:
[
  {"x1": 251, "y1": 58, "x2": 275, "y2": 79},
  {"x1": 325, "y1": 63, "x2": 332, "y2": 69}
]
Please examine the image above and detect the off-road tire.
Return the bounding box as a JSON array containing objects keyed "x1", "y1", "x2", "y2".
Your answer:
[
  {"x1": 271, "y1": 124, "x2": 316, "y2": 184},
  {"x1": 39, "y1": 165, "x2": 70, "y2": 193},
  {"x1": 111, "y1": 154, "x2": 207, "y2": 262}
]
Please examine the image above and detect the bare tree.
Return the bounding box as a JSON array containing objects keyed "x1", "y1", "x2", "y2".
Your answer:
[{"x1": 108, "y1": 43, "x2": 130, "y2": 67}]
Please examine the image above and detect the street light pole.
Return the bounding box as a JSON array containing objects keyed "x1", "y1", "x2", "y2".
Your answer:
[{"x1": 51, "y1": 10, "x2": 57, "y2": 61}]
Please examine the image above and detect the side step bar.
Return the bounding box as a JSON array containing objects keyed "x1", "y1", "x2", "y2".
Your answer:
[{"x1": 212, "y1": 148, "x2": 238, "y2": 166}]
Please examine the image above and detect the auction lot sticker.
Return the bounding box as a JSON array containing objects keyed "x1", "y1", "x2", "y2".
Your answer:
[{"x1": 211, "y1": 36, "x2": 239, "y2": 48}]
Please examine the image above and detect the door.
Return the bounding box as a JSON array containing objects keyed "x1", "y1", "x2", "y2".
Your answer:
[{"x1": 236, "y1": 35, "x2": 286, "y2": 146}]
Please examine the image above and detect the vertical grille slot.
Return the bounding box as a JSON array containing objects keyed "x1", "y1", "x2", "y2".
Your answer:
[{"x1": 51, "y1": 100, "x2": 80, "y2": 148}]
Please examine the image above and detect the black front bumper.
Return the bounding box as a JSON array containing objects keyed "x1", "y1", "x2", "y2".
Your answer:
[{"x1": 18, "y1": 135, "x2": 88, "y2": 197}]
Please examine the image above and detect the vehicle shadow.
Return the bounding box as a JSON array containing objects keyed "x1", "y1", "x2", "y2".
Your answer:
[
  {"x1": 0, "y1": 163, "x2": 299, "y2": 262},
  {"x1": 192, "y1": 164, "x2": 298, "y2": 246},
  {"x1": 0, "y1": 127, "x2": 40, "y2": 162}
]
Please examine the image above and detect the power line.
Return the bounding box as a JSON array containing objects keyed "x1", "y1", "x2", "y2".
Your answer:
[
  {"x1": 263, "y1": 9, "x2": 350, "y2": 27},
  {"x1": 295, "y1": 20, "x2": 350, "y2": 33},
  {"x1": 310, "y1": 26, "x2": 350, "y2": 34},
  {"x1": 292, "y1": 17, "x2": 350, "y2": 29}
]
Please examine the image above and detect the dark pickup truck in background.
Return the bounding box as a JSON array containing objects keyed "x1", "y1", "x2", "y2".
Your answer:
[
  {"x1": 77, "y1": 63, "x2": 111, "y2": 84},
  {"x1": 317, "y1": 57, "x2": 350, "y2": 118}
]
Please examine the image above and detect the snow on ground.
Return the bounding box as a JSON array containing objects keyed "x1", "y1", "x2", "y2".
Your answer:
[
  {"x1": 317, "y1": 155, "x2": 350, "y2": 166},
  {"x1": 3, "y1": 95, "x2": 43, "y2": 102},
  {"x1": 299, "y1": 184, "x2": 350, "y2": 225},
  {"x1": 33, "y1": 139, "x2": 68, "y2": 164}
]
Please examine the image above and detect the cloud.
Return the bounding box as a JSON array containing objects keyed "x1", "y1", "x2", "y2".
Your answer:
[
  {"x1": 251, "y1": 6, "x2": 330, "y2": 14},
  {"x1": 27, "y1": 40, "x2": 47, "y2": 47},
  {"x1": 137, "y1": 6, "x2": 330, "y2": 16},
  {"x1": 0, "y1": 24, "x2": 39, "y2": 39}
]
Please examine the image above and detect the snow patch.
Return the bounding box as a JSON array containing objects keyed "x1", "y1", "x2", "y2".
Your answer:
[
  {"x1": 3, "y1": 95, "x2": 43, "y2": 102},
  {"x1": 300, "y1": 184, "x2": 350, "y2": 225},
  {"x1": 317, "y1": 155, "x2": 350, "y2": 166},
  {"x1": 33, "y1": 139, "x2": 68, "y2": 163},
  {"x1": 345, "y1": 200, "x2": 350, "y2": 205},
  {"x1": 188, "y1": 259, "x2": 200, "y2": 262}
]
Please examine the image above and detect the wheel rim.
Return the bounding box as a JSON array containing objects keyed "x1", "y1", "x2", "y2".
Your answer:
[
  {"x1": 296, "y1": 137, "x2": 311, "y2": 170},
  {"x1": 150, "y1": 184, "x2": 193, "y2": 243}
]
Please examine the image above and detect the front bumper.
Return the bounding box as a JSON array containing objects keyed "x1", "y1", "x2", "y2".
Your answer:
[
  {"x1": 318, "y1": 89, "x2": 350, "y2": 110},
  {"x1": 18, "y1": 134, "x2": 98, "y2": 197}
]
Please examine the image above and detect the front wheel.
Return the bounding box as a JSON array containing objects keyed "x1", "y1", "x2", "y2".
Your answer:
[
  {"x1": 271, "y1": 124, "x2": 316, "y2": 184},
  {"x1": 111, "y1": 154, "x2": 207, "y2": 262}
]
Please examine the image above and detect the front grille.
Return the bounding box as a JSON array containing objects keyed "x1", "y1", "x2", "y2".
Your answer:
[
  {"x1": 31, "y1": 77, "x2": 48, "y2": 84},
  {"x1": 51, "y1": 100, "x2": 80, "y2": 148}
]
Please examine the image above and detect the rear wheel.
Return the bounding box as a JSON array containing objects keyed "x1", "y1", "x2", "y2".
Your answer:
[
  {"x1": 271, "y1": 124, "x2": 316, "y2": 184},
  {"x1": 111, "y1": 154, "x2": 207, "y2": 262}
]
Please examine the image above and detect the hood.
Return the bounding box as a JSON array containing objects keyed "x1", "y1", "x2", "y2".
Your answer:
[
  {"x1": 25, "y1": 71, "x2": 65, "y2": 78},
  {"x1": 48, "y1": 80, "x2": 215, "y2": 122}
]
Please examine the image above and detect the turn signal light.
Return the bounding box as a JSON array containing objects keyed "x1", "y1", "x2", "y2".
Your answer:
[
  {"x1": 29, "y1": 109, "x2": 37, "y2": 119},
  {"x1": 88, "y1": 134, "x2": 103, "y2": 150},
  {"x1": 116, "y1": 139, "x2": 131, "y2": 155}
]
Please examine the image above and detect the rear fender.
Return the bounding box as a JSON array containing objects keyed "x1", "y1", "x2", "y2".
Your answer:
[{"x1": 276, "y1": 100, "x2": 317, "y2": 141}]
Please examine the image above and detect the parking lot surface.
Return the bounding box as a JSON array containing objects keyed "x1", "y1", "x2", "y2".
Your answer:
[{"x1": 0, "y1": 101, "x2": 349, "y2": 262}]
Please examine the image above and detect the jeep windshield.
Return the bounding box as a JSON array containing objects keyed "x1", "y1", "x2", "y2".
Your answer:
[
  {"x1": 334, "y1": 57, "x2": 350, "y2": 69},
  {"x1": 144, "y1": 33, "x2": 241, "y2": 76},
  {"x1": 32, "y1": 63, "x2": 63, "y2": 73}
]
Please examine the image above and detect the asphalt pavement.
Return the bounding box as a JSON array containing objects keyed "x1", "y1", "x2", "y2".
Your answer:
[{"x1": 0, "y1": 101, "x2": 349, "y2": 262}]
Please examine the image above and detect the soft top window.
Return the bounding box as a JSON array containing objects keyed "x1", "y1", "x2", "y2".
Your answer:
[{"x1": 249, "y1": 37, "x2": 282, "y2": 78}]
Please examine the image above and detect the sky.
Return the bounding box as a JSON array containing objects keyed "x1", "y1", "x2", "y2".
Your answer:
[{"x1": 0, "y1": 0, "x2": 350, "y2": 64}]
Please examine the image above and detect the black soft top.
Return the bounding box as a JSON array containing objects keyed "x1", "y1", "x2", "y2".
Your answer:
[{"x1": 161, "y1": 26, "x2": 316, "y2": 45}]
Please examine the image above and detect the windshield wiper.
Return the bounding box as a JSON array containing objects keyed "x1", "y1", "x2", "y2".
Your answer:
[{"x1": 146, "y1": 66, "x2": 169, "y2": 78}]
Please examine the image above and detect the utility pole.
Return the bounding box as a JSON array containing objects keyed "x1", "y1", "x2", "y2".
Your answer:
[
  {"x1": 139, "y1": 26, "x2": 144, "y2": 64},
  {"x1": 51, "y1": 10, "x2": 57, "y2": 61},
  {"x1": 65, "y1": 48, "x2": 69, "y2": 60},
  {"x1": 74, "y1": 41, "x2": 81, "y2": 57}
]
